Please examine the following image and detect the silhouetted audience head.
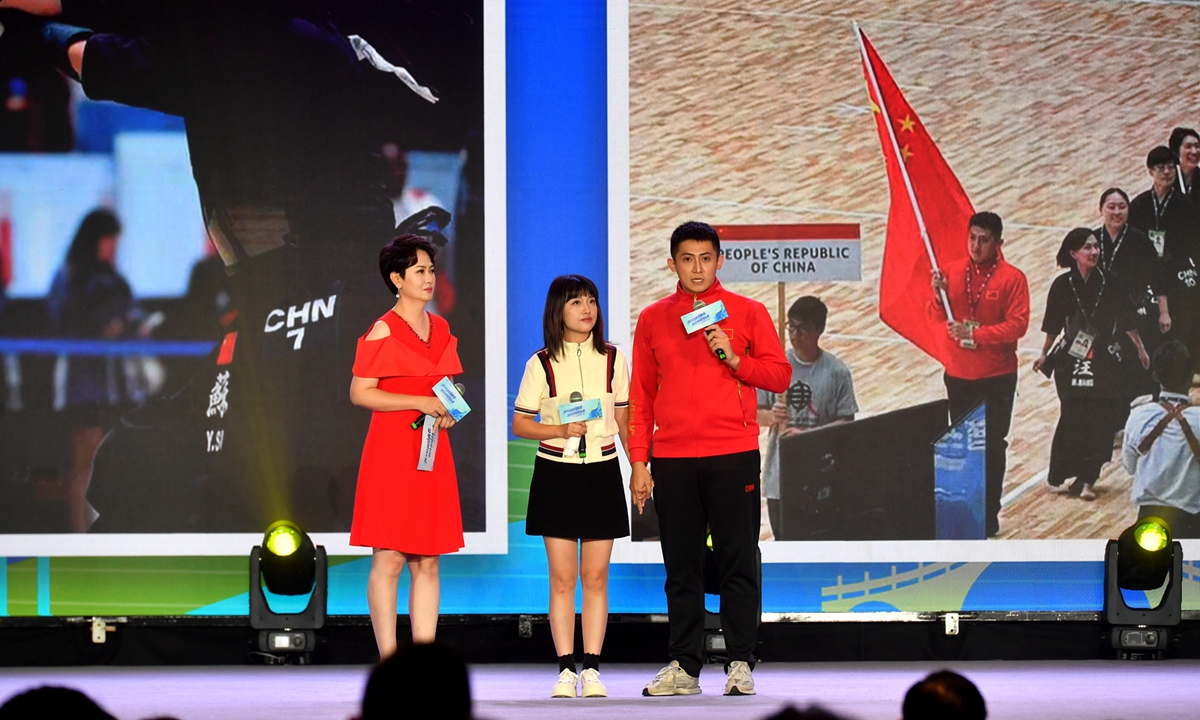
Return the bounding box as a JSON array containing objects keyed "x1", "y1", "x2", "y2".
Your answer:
[
  {"x1": 0, "y1": 686, "x2": 116, "y2": 720},
  {"x1": 902, "y1": 670, "x2": 986, "y2": 720},
  {"x1": 361, "y1": 643, "x2": 471, "y2": 720},
  {"x1": 761, "y1": 705, "x2": 852, "y2": 720}
]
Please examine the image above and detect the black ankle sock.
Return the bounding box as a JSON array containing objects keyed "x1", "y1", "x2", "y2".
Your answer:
[
  {"x1": 558, "y1": 654, "x2": 576, "y2": 673},
  {"x1": 582, "y1": 653, "x2": 600, "y2": 672}
]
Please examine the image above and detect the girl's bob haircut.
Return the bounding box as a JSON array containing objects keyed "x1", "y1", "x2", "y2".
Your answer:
[{"x1": 542, "y1": 274, "x2": 607, "y2": 359}]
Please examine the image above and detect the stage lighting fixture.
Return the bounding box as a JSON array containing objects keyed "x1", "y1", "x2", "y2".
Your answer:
[
  {"x1": 1104, "y1": 516, "x2": 1183, "y2": 660},
  {"x1": 250, "y1": 520, "x2": 327, "y2": 660},
  {"x1": 261, "y1": 521, "x2": 316, "y2": 595}
]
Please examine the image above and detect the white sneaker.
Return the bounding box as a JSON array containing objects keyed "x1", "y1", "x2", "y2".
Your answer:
[
  {"x1": 580, "y1": 668, "x2": 607, "y2": 697},
  {"x1": 551, "y1": 668, "x2": 578, "y2": 698},
  {"x1": 1045, "y1": 477, "x2": 1071, "y2": 495},
  {"x1": 642, "y1": 660, "x2": 701, "y2": 696},
  {"x1": 724, "y1": 661, "x2": 755, "y2": 696}
]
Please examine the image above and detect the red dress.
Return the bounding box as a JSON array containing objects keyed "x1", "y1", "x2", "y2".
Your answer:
[{"x1": 349, "y1": 311, "x2": 465, "y2": 555}]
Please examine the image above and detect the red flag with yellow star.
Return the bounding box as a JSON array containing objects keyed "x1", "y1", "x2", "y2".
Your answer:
[{"x1": 858, "y1": 27, "x2": 974, "y2": 364}]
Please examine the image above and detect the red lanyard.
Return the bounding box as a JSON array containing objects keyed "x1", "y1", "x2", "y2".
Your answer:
[{"x1": 965, "y1": 261, "x2": 996, "y2": 318}]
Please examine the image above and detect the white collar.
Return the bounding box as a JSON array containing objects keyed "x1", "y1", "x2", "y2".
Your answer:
[{"x1": 1160, "y1": 391, "x2": 1192, "y2": 404}]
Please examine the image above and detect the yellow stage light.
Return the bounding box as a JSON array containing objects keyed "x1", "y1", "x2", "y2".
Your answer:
[
  {"x1": 265, "y1": 522, "x2": 303, "y2": 557},
  {"x1": 1133, "y1": 518, "x2": 1170, "y2": 553}
]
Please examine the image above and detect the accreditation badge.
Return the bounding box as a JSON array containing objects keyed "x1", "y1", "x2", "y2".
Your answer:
[
  {"x1": 1149, "y1": 230, "x2": 1166, "y2": 258},
  {"x1": 417, "y1": 414, "x2": 438, "y2": 472},
  {"x1": 1068, "y1": 330, "x2": 1095, "y2": 360},
  {"x1": 959, "y1": 320, "x2": 980, "y2": 350}
]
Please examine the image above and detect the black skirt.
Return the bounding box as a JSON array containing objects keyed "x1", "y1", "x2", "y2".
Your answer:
[
  {"x1": 1048, "y1": 397, "x2": 1119, "y2": 487},
  {"x1": 524, "y1": 456, "x2": 630, "y2": 539}
]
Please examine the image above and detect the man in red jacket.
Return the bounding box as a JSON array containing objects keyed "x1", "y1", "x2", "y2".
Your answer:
[
  {"x1": 630, "y1": 221, "x2": 790, "y2": 697},
  {"x1": 930, "y1": 211, "x2": 1030, "y2": 538}
]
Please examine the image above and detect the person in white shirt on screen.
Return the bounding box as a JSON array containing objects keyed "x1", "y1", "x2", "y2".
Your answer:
[
  {"x1": 1123, "y1": 340, "x2": 1200, "y2": 538},
  {"x1": 756, "y1": 296, "x2": 857, "y2": 539}
]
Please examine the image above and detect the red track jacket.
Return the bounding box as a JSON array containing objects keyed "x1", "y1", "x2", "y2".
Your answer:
[
  {"x1": 927, "y1": 255, "x2": 1030, "y2": 380},
  {"x1": 629, "y1": 280, "x2": 791, "y2": 463}
]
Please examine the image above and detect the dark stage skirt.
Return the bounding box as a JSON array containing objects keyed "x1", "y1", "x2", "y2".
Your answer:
[{"x1": 524, "y1": 455, "x2": 630, "y2": 539}]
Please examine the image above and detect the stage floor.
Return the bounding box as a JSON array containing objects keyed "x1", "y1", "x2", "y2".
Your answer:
[{"x1": 3, "y1": 661, "x2": 1200, "y2": 719}]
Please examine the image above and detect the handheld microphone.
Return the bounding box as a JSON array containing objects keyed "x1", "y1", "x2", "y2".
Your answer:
[
  {"x1": 563, "y1": 391, "x2": 587, "y2": 457},
  {"x1": 694, "y1": 298, "x2": 727, "y2": 360},
  {"x1": 412, "y1": 382, "x2": 466, "y2": 430}
]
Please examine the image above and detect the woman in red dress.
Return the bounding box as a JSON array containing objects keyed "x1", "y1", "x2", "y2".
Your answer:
[{"x1": 349, "y1": 234, "x2": 464, "y2": 658}]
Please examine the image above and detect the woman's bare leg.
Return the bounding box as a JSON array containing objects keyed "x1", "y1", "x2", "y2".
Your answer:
[
  {"x1": 65, "y1": 425, "x2": 104, "y2": 532},
  {"x1": 406, "y1": 554, "x2": 441, "y2": 643},
  {"x1": 544, "y1": 537, "x2": 580, "y2": 657},
  {"x1": 578, "y1": 539, "x2": 613, "y2": 655},
  {"x1": 367, "y1": 548, "x2": 405, "y2": 659}
]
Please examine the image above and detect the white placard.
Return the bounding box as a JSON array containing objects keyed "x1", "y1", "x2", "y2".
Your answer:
[{"x1": 719, "y1": 239, "x2": 861, "y2": 282}]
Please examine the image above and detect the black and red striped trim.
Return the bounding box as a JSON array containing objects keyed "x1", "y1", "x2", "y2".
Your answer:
[
  {"x1": 605, "y1": 344, "x2": 617, "y2": 393},
  {"x1": 537, "y1": 442, "x2": 564, "y2": 457},
  {"x1": 535, "y1": 349, "x2": 557, "y2": 398}
]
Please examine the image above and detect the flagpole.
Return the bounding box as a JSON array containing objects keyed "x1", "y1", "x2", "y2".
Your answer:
[{"x1": 854, "y1": 23, "x2": 955, "y2": 322}]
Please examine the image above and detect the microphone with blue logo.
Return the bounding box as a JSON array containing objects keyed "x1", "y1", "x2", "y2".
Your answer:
[
  {"x1": 411, "y1": 382, "x2": 467, "y2": 430},
  {"x1": 694, "y1": 298, "x2": 727, "y2": 360},
  {"x1": 563, "y1": 391, "x2": 587, "y2": 458}
]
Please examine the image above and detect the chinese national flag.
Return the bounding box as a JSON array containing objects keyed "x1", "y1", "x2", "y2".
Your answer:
[{"x1": 858, "y1": 27, "x2": 974, "y2": 364}]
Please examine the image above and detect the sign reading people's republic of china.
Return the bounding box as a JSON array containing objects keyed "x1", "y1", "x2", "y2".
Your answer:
[{"x1": 714, "y1": 224, "x2": 862, "y2": 282}]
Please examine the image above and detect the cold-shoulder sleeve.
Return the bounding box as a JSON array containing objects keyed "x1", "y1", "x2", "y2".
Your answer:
[
  {"x1": 353, "y1": 334, "x2": 425, "y2": 378},
  {"x1": 352, "y1": 316, "x2": 434, "y2": 378},
  {"x1": 353, "y1": 314, "x2": 459, "y2": 378}
]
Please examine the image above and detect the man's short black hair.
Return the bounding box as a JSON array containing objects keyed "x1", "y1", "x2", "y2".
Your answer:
[
  {"x1": 379, "y1": 233, "x2": 437, "y2": 295},
  {"x1": 670, "y1": 221, "x2": 721, "y2": 257},
  {"x1": 1147, "y1": 145, "x2": 1177, "y2": 169},
  {"x1": 902, "y1": 670, "x2": 987, "y2": 720},
  {"x1": 968, "y1": 212, "x2": 1003, "y2": 241},
  {"x1": 787, "y1": 296, "x2": 828, "y2": 334},
  {"x1": 1152, "y1": 340, "x2": 1193, "y2": 393}
]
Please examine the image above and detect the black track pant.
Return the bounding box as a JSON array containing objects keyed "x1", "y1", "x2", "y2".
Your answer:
[{"x1": 651, "y1": 450, "x2": 761, "y2": 677}]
